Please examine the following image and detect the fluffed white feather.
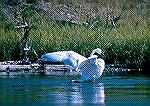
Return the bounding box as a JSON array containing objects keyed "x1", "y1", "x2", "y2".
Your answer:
[{"x1": 39, "y1": 48, "x2": 105, "y2": 82}]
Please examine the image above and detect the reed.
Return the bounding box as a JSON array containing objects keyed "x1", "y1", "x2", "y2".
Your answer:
[{"x1": 1, "y1": 1, "x2": 150, "y2": 71}]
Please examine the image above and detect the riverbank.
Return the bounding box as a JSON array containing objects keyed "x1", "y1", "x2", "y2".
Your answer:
[
  {"x1": 1, "y1": 1, "x2": 150, "y2": 74},
  {"x1": 0, "y1": 61, "x2": 144, "y2": 77}
]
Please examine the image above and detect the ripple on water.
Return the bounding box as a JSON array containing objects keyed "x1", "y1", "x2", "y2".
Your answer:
[{"x1": 0, "y1": 75, "x2": 150, "y2": 105}]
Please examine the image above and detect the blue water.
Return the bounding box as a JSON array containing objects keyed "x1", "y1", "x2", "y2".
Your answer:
[{"x1": 0, "y1": 75, "x2": 150, "y2": 106}]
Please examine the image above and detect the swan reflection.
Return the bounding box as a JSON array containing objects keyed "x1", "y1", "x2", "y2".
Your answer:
[
  {"x1": 70, "y1": 82, "x2": 105, "y2": 104},
  {"x1": 0, "y1": 76, "x2": 105, "y2": 104}
]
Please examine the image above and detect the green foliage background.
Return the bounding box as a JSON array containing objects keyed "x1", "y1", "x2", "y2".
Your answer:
[{"x1": 1, "y1": 0, "x2": 150, "y2": 70}]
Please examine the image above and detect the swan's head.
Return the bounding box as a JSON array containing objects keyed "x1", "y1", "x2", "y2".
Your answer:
[{"x1": 90, "y1": 48, "x2": 102, "y2": 58}]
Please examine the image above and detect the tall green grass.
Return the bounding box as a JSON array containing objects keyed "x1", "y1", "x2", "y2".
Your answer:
[
  {"x1": 1, "y1": 1, "x2": 150, "y2": 70},
  {"x1": 1, "y1": 17, "x2": 149, "y2": 69}
]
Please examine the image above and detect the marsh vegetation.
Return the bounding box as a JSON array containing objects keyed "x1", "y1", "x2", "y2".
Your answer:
[{"x1": 1, "y1": 0, "x2": 150, "y2": 73}]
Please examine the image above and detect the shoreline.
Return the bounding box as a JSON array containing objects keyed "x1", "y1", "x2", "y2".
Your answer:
[{"x1": 0, "y1": 61, "x2": 143, "y2": 77}]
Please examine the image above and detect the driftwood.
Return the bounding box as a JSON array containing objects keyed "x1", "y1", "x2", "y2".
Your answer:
[
  {"x1": 1, "y1": 60, "x2": 142, "y2": 77},
  {"x1": 0, "y1": 61, "x2": 136, "y2": 77},
  {"x1": 0, "y1": 61, "x2": 79, "y2": 76}
]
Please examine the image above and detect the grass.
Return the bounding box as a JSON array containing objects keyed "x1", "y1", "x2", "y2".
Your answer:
[{"x1": 1, "y1": 1, "x2": 150, "y2": 71}]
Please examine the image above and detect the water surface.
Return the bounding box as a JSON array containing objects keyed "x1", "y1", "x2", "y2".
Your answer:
[{"x1": 0, "y1": 75, "x2": 150, "y2": 106}]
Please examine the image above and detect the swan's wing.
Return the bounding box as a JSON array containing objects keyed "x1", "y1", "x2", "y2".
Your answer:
[
  {"x1": 78, "y1": 55, "x2": 98, "y2": 71},
  {"x1": 78, "y1": 57, "x2": 97, "y2": 73},
  {"x1": 62, "y1": 51, "x2": 87, "y2": 68},
  {"x1": 77, "y1": 57, "x2": 98, "y2": 81},
  {"x1": 61, "y1": 51, "x2": 78, "y2": 68},
  {"x1": 74, "y1": 52, "x2": 87, "y2": 65},
  {"x1": 39, "y1": 51, "x2": 87, "y2": 69},
  {"x1": 77, "y1": 57, "x2": 105, "y2": 81},
  {"x1": 40, "y1": 51, "x2": 67, "y2": 63},
  {"x1": 95, "y1": 58, "x2": 105, "y2": 78}
]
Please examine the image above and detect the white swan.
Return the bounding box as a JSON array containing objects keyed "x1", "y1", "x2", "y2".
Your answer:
[
  {"x1": 39, "y1": 48, "x2": 105, "y2": 82},
  {"x1": 39, "y1": 51, "x2": 87, "y2": 69},
  {"x1": 72, "y1": 48, "x2": 105, "y2": 82}
]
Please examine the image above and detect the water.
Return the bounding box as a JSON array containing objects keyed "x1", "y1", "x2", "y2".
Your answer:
[{"x1": 0, "y1": 75, "x2": 150, "y2": 106}]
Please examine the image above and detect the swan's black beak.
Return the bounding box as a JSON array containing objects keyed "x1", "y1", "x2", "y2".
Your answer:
[{"x1": 93, "y1": 52, "x2": 101, "y2": 58}]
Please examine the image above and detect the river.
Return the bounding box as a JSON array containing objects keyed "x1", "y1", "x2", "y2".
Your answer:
[{"x1": 0, "y1": 74, "x2": 150, "y2": 106}]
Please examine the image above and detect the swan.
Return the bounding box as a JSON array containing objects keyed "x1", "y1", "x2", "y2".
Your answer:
[
  {"x1": 38, "y1": 48, "x2": 105, "y2": 82},
  {"x1": 72, "y1": 48, "x2": 105, "y2": 82},
  {"x1": 38, "y1": 51, "x2": 87, "y2": 69}
]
